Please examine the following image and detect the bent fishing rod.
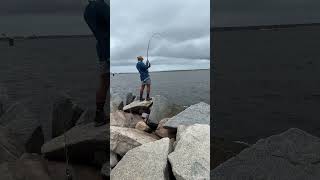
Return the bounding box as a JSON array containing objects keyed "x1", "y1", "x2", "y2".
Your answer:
[{"x1": 146, "y1": 32, "x2": 162, "y2": 65}]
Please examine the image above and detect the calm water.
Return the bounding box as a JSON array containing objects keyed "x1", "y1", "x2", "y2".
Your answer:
[
  {"x1": 111, "y1": 70, "x2": 210, "y2": 106},
  {"x1": 213, "y1": 25, "x2": 320, "y2": 143},
  {"x1": 0, "y1": 37, "x2": 210, "y2": 140}
]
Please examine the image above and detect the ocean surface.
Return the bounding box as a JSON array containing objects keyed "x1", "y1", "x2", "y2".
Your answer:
[
  {"x1": 111, "y1": 70, "x2": 210, "y2": 106},
  {"x1": 0, "y1": 37, "x2": 210, "y2": 140},
  {"x1": 213, "y1": 25, "x2": 320, "y2": 143}
]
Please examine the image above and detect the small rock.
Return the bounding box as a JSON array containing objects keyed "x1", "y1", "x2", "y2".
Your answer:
[
  {"x1": 164, "y1": 102, "x2": 210, "y2": 129},
  {"x1": 111, "y1": 138, "x2": 172, "y2": 180},
  {"x1": 126, "y1": 92, "x2": 136, "y2": 105},
  {"x1": 51, "y1": 93, "x2": 84, "y2": 138},
  {"x1": 135, "y1": 121, "x2": 151, "y2": 132},
  {"x1": 110, "y1": 126, "x2": 158, "y2": 156},
  {"x1": 155, "y1": 118, "x2": 177, "y2": 138},
  {"x1": 168, "y1": 124, "x2": 210, "y2": 180}
]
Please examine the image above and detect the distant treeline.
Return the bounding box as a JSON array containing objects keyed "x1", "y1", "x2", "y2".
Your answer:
[
  {"x1": 0, "y1": 34, "x2": 94, "y2": 41},
  {"x1": 212, "y1": 23, "x2": 320, "y2": 32}
]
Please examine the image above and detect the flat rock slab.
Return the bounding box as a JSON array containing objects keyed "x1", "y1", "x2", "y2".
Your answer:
[
  {"x1": 211, "y1": 128, "x2": 320, "y2": 180},
  {"x1": 169, "y1": 124, "x2": 210, "y2": 180},
  {"x1": 111, "y1": 138, "x2": 171, "y2": 180},
  {"x1": 110, "y1": 126, "x2": 158, "y2": 156},
  {"x1": 164, "y1": 102, "x2": 210, "y2": 129},
  {"x1": 123, "y1": 100, "x2": 153, "y2": 113},
  {"x1": 42, "y1": 122, "x2": 108, "y2": 163},
  {"x1": 110, "y1": 110, "x2": 142, "y2": 128}
]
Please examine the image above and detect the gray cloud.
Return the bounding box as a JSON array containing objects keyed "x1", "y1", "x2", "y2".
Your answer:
[
  {"x1": 213, "y1": 0, "x2": 320, "y2": 27},
  {"x1": 110, "y1": 0, "x2": 210, "y2": 72}
]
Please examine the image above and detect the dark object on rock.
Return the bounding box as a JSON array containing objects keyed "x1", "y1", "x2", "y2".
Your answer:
[
  {"x1": 125, "y1": 93, "x2": 136, "y2": 105},
  {"x1": 212, "y1": 137, "x2": 249, "y2": 169},
  {"x1": 146, "y1": 119, "x2": 158, "y2": 131},
  {"x1": 52, "y1": 94, "x2": 84, "y2": 138},
  {"x1": 0, "y1": 102, "x2": 44, "y2": 153}
]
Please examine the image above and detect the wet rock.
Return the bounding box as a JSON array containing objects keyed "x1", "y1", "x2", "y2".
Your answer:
[
  {"x1": 111, "y1": 93, "x2": 124, "y2": 112},
  {"x1": 111, "y1": 138, "x2": 172, "y2": 180},
  {"x1": 110, "y1": 151, "x2": 119, "y2": 168},
  {"x1": 110, "y1": 126, "x2": 158, "y2": 156},
  {"x1": 123, "y1": 100, "x2": 153, "y2": 114},
  {"x1": 211, "y1": 128, "x2": 320, "y2": 180},
  {"x1": 155, "y1": 118, "x2": 177, "y2": 138},
  {"x1": 164, "y1": 102, "x2": 210, "y2": 129},
  {"x1": 168, "y1": 124, "x2": 210, "y2": 180},
  {"x1": 126, "y1": 92, "x2": 136, "y2": 105},
  {"x1": 52, "y1": 94, "x2": 84, "y2": 138},
  {"x1": 42, "y1": 122, "x2": 108, "y2": 164},
  {"x1": 0, "y1": 102, "x2": 44, "y2": 153},
  {"x1": 149, "y1": 95, "x2": 173, "y2": 124},
  {"x1": 110, "y1": 110, "x2": 142, "y2": 128},
  {"x1": 135, "y1": 121, "x2": 151, "y2": 132}
]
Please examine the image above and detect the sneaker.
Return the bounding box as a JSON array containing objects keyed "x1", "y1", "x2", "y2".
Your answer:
[
  {"x1": 139, "y1": 97, "x2": 145, "y2": 101},
  {"x1": 146, "y1": 97, "x2": 152, "y2": 101},
  {"x1": 94, "y1": 110, "x2": 107, "y2": 127}
]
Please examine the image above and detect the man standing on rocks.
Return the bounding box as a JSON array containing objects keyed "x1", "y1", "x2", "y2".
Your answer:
[
  {"x1": 83, "y1": 0, "x2": 110, "y2": 126},
  {"x1": 136, "y1": 56, "x2": 152, "y2": 101}
]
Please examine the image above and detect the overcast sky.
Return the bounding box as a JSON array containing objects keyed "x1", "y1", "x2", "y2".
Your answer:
[
  {"x1": 213, "y1": 0, "x2": 320, "y2": 27},
  {"x1": 110, "y1": 0, "x2": 210, "y2": 73}
]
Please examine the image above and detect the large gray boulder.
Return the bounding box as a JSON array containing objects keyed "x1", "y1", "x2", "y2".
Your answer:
[
  {"x1": 111, "y1": 93, "x2": 124, "y2": 112},
  {"x1": 123, "y1": 100, "x2": 153, "y2": 114},
  {"x1": 111, "y1": 138, "x2": 172, "y2": 180},
  {"x1": 211, "y1": 128, "x2": 320, "y2": 180},
  {"x1": 168, "y1": 124, "x2": 210, "y2": 180},
  {"x1": 52, "y1": 94, "x2": 84, "y2": 138},
  {"x1": 0, "y1": 102, "x2": 44, "y2": 153},
  {"x1": 110, "y1": 126, "x2": 158, "y2": 156},
  {"x1": 110, "y1": 110, "x2": 142, "y2": 128},
  {"x1": 149, "y1": 95, "x2": 173, "y2": 124},
  {"x1": 42, "y1": 122, "x2": 108, "y2": 164},
  {"x1": 164, "y1": 102, "x2": 210, "y2": 129},
  {"x1": 0, "y1": 126, "x2": 24, "y2": 162}
]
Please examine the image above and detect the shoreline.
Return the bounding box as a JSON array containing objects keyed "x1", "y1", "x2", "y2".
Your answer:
[{"x1": 110, "y1": 68, "x2": 210, "y2": 75}]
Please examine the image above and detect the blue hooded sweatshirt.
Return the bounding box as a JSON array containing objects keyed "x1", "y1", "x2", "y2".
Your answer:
[{"x1": 136, "y1": 61, "x2": 151, "y2": 81}]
